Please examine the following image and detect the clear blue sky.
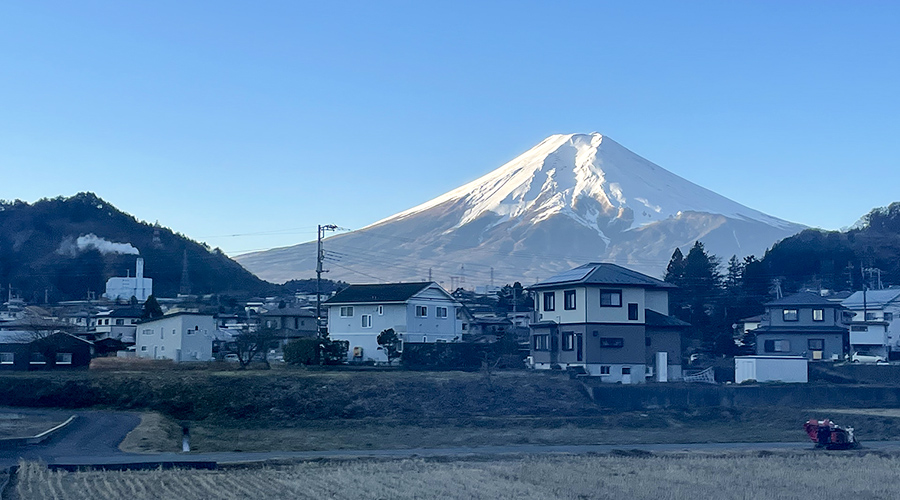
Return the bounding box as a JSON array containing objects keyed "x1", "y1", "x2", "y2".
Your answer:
[{"x1": 2, "y1": 1, "x2": 898, "y2": 256}]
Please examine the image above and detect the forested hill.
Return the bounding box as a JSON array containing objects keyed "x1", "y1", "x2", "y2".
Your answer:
[
  {"x1": 762, "y1": 202, "x2": 900, "y2": 293},
  {"x1": 0, "y1": 193, "x2": 277, "y2": 302}
]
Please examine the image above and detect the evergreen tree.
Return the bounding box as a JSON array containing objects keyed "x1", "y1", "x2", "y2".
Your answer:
[{"x1": 142, "y1": 295, "x2": 164, "y2": 319}]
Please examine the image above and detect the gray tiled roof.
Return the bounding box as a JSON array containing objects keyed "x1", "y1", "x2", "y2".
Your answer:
[
  {"x1": 325, "y1": 283, "x2": 436, "y2": 304},
  {"x1": 765, "y1": 291, "x2": 839, "y2": 307},
  {"x1": 530, "y1": 263, "x2": 674, "y2": 290},
  {"x1": 842, "y1": 289, "x2": 900, "y2": 309},
  {"x1": 645, "y1": 309, "x2": 690, "y2": 327}
]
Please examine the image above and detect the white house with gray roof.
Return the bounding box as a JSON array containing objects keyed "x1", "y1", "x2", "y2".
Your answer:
[
  {"x1": 325, "y1": 282, "x2": 464, "y2": 363},
  {"x1": 528, "y1": 263, "x2": 688, "y2": 383},
  {"x1": 842, "y1": 289, "x2": 900, "y2": 360}
]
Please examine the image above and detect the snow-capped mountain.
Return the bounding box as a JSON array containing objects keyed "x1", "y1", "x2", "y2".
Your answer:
[{"x1": 236, "y1": 133, "x2": 805, "y2": 285}]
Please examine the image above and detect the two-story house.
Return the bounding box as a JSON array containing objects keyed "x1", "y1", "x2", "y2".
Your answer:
[
  {"x1": 135, "y1": 312, "x2": 216, "y2": 362},
  {"x1": 753, "y1": 292, "x2": 848, "y2": 361},
  {"x1": 841, "y1": 289, "x2": 900, "y2": 361},
  {"x1": 528, "y1": 263, "x2": 687, "y2": 383},
  {"x1": 259, "y1": 307, "x2": 318, "y2": 346},
  {"x1": 92, "y1": 308, "x2": 142, "y2": 344},
  {"x1": 325, "y1": 282, "x2": 463, "y2": 363}
]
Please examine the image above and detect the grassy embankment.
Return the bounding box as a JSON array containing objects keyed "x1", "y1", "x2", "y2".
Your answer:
[
  {"x1": 15, "y1": 452, "x2": 900, "y2": 500},
  {"x1": 2, "y1": 359, "x2": 900, "y2": 452}
]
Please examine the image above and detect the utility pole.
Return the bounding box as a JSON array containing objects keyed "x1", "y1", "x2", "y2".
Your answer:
[{"x1": 316, "y1": 224, "x2": 337, "y2": 337}]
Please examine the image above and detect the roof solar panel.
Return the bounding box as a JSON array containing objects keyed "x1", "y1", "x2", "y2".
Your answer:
[{"x1": 540, "y1": 267, "x2": 593, "y2": 285}]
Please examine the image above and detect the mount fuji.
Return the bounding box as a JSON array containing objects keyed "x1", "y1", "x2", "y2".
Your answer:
[{"x1": 236, "y1": 133, "x2": 805, "y2": 286}]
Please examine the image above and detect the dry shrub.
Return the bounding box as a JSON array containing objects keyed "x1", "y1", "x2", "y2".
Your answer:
[
  {"x1": 15, "y1": 453, "x2": 900, "y2": 500},
  {"x1": 89, "y1": 357, "x2": 227, "y2": 371}
]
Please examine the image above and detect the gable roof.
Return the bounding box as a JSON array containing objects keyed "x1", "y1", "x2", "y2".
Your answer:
[
  {"x1": 324, "y1": 282, "x2": 439, "y2": 304},
  {"x1": 765, "y1": 291, "x2": 839, "y2": 307},
  {"x1": 530, "y1": 263, "x2": 674, "y2": 290},
  {"x1": 0, "y1": 331, "x2": 92, "y2": 345},
  {"x1": 645, "y1": 309, "x2": 691, "y2": 328},
  {"x1": 842, "y1": 289, "x2": 900, "y2": 309}
]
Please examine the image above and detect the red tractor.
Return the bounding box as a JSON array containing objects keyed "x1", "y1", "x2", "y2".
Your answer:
[{"x1": 804, "y1": 419, "x2": 859, "y2": 450}]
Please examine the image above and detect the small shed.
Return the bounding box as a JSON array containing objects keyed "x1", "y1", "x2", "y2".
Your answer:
[{"x1": 735, "y1": 355, "x2": 808, "y2": 383}]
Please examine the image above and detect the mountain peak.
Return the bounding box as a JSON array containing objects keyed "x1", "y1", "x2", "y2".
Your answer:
[
  {"x1": 375, "y1": 132, "x2": 793, "y2": 237},
  {"x1": 237, "y1": 134, "x2": 805, "y2": 284}
]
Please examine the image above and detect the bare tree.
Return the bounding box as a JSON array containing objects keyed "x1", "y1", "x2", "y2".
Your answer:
[{"x1": 233, "y1": 327, "x2": 278, "y2": 369}]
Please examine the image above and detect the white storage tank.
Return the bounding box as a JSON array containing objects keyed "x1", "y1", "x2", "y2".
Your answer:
[{"x1": 735, "y1": 355, "x2": 808, "y2": 384}]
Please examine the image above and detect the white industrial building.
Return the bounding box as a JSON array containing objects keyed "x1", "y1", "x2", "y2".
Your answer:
[{"x1": 105, "y1": 257, "x2": 153, "y2": 302}]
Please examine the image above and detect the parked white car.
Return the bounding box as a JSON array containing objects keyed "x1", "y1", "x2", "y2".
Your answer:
[{"x1": 851, "y1": 352, "x2": 887, "y2": 364}]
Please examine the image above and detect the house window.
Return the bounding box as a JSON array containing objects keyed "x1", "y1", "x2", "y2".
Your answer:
[
  {"x1": 533, "y1": 334, "x2": 549, "y2": 351},
  {"x1": 29, "y1": 353, "x2": 47, "y2": 365},
  {"x1": 600, "y1": 337, "x2": 624, "y2": 348},
  {"x1": 562, "y1": 332, "x2": 576, "y2": 351},
  {"x1": 886, "y1": 312, "x2": 894, "y2": 322},
  {"x1": 628, "y1": 303, "x2": 639, "y2": 321},
  {"x1": 340, "y1": 306, "x2": 354, "y2": 317},
  {"x1": 361, "y1": 314, "x2": 372, "y2": 328},
  {"x1": 600, "y1": 365, "x2": 610, "y2": 375},
  {"x1": 622, "y1": 367, "x2": 631, "y2": 375},
  {"x1": 543, "y1": 292, "x2": 555, "y2": 312},
  {"x1": 141, "y1": 345, "x2": 148, "y2": 351},
  {"x1": 378, "y1": 305, "x2": 384, "y2": 315},
  {"x1": 783, "y1": 309, "x2": 798, "y2": 322},
  {"x1": 600, "y1": 290, "x2": 622, "y2": 307},
  {"x1": 416, "y1": 305, "x2": 428, "y2": 317},
  {"x1": 115, "y1": 319, "x2": 124, "y2": 325},
  {"x1": 808, "y1": 339, "x2": 824, "y2": 351},
  {"x1": 764, "y1": 339, "x2": 791, "y2": 352},
  {"x1": 55, "y1": 353, "x2": 73, "y2": 364},
  {"x1": 436, "y1": 306, "x2": 448, "y2": 318},
  {"x1": 564, "y1": 290, "x2": 576, "y2": 310},
  {"x1": 851, "y1": 325, "x2": 868, "y2": 332},
  {"x1": 142, "y1": 329, "x2": 154, "y2": 335},
  {"x1": 0, "y1": 353, "x2": 13, "y2": 364},
  {"x1": 812, "y1": 309, "x2": 824, "y2": 321},
  {"x1": 865, "y1": 312, "x2": 877, "y2": 321}
]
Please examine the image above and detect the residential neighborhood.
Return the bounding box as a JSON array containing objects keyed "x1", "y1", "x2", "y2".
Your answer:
[{"x1": 5, "y1": 251, "x2": 900, "y2": 384}]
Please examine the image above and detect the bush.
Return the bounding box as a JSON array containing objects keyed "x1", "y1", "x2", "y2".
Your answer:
[
  {"x1": 401, "y1": 343, "x2": 494, "y2": 370},
  {"x1": 284, "y1": 339, "x2": 320, "y2": 365}
]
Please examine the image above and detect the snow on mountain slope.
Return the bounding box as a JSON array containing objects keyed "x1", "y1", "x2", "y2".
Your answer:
[
  {"x1": 236, "y1": 133, "x2": 805, "y2": 284},
  {"x1": 377, "y1": 133, "x2": 792, "y2": 235}
]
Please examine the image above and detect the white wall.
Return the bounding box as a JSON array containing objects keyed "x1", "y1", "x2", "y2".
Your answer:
[
  {"x1": 327, "y1": 291, "x2": 461, "y2": 363},
  {"x1": 735, "y1": 356, "x2": 808, "y2": 383},
  {"x1": 645, "y1": 290, "x2": 669, "y2": 315},
  {"x1": 136, "y1": 314, "x2": 215, "y2": 362}
]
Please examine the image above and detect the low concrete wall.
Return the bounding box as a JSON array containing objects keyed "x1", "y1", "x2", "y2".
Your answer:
[
  {"x1": 0, "y1": 416, "x2": 76, "y2": 449},
  {"x1": 588, "y1": 383, "x2": 900, "y2": 410}
]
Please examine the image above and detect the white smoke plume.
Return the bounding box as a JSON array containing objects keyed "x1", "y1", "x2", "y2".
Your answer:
[{"x1": 58, "y1": 234, "x2": 140, "y2": 256}]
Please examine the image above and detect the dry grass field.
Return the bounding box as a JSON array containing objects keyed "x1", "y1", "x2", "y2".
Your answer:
[
  {"x1": 0, "y1": 409, "x2": 70, "y2": 439},
  {"x1": 15, "y1": 452, "x2": 900, "y2": 500}
]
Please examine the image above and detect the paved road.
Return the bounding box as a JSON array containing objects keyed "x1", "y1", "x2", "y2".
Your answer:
[
  {"x1": 0, "y1": 410, "x2": 140, "y2": 468},
  {"x1": 5, "y1": 410, "x2": 900, "y2": 469}
]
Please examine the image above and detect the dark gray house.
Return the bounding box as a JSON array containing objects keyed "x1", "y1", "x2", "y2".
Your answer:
[
  {"x1": 0, "y1": 331, "x2": 93, "y2": 371},
  {"x1": 528, "y1": 263, "x2": 688, "y2": 383},
  {"x1": 753, "y1": 292, "x2": 848, "y2": 361},
  {"x1": 260, "y1": 307, "x2": 318, "y2": 346}
]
